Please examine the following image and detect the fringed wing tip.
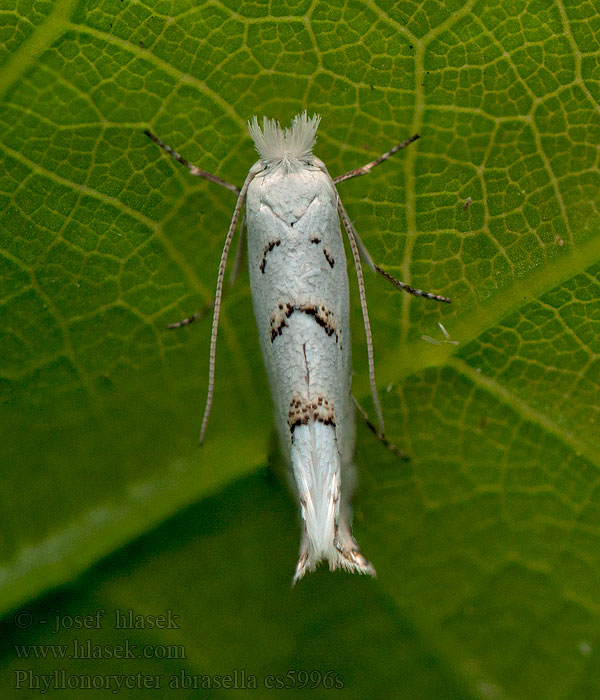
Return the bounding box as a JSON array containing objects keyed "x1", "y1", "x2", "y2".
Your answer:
[{"x1": 291, "y1": 545, "x2": 376, "y2": 585}]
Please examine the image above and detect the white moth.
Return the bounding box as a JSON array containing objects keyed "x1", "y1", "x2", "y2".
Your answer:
[{"x1": 145, "y1": 113, "x2": 450, "y2": 584}]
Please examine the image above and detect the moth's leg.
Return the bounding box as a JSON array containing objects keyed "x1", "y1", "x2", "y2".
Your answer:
[
  {"x1": 338, "y1": 199, "x2": 451, "y2": 303},
  {"x1": 167, "y1": 217, "x2": 246, "y2": 330},
  {"x1": 227, "y1": 213, "x2": 246, "y2": 288},
  {"x1": 352, "y1": 395, "x2": 409, "y2": 461},
  {"x1": 146, "y1": 130, "x2": 259, "y2": 443},
  {"x1": 144, "y1": 130, "x2": 240, "y2": 195},
  {"x1": 167, "y1": 300, "x2": 214, "y2": 329},
  {"x1": 144, "y1": 130, "x2": 240, "y2": 194},
  {"x1": 145, "y1": 130, "x2": 246, "y2": 327},
  {"x1": 332, "y1": 132, "x2": 450, "y2": 302},
  {"x1": 333, "y1": 133, "x2": 420, "y2": 185},
  {"x1": 373, "y1": 264, "x2": 451, "y2": 303},
  {"x1": 337, "y1": 196, "x2": 385, "y2": 439},
  {"x1": 337, "y1": 192, "x2": 449, "y2": 442}
]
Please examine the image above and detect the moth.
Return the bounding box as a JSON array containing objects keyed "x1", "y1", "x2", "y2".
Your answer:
[{"x1": 145, "y1": 113, "x2": 449, "y2": 583}]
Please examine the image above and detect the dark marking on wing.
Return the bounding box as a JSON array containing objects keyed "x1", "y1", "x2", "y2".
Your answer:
[
  {"x1": 288, "y1": 395, "x2": 336, "y2": 437},
  {"x1": 270, "y1": 301, "x2": 294, "y2": 341},
  {"x1": 322, "y1": 248, "x2": 335, "y2": 268},
  {"x1": 270, "y1": 302, "x2": 339, "y2": 343},
  {"x1": 259, "y1": 239, "x2": 281, "y2": 274}
]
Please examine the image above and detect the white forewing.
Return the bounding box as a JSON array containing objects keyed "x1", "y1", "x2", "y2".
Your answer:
[{"x1": 246, "y1": 114, "x2": 374, "y2": 581}]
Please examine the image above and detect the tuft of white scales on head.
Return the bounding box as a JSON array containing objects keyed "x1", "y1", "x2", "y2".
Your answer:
[{"x1": 248, "y1": 111, "x2": 321, "y2": 172}]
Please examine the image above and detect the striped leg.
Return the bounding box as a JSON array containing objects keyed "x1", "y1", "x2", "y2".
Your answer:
[
  {"x1": 144, "y1": 130, "x2": 240, "y2": 194},
  {"x1": 333, "y1": 133, "x2": 451, "y2": 303}
]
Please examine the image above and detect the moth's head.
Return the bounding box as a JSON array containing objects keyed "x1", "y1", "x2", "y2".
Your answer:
[{"x1": 248, "y1": 111, "x2": 321, "y2": 173}]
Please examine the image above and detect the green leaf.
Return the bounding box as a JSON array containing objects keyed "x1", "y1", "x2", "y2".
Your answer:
[{"x1": 1, "y1": 1, "x2": 599, "y2": 698}]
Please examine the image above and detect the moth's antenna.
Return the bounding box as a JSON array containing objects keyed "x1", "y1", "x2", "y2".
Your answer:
[
  {"x1": 337, "y1": 196, "x2": 385, "y2": 439},
  {"x1": 199, "y1": 167, "x2": 259, "y2": 444}
]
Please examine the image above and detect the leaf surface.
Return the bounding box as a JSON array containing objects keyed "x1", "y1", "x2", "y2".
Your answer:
[{"x1": 1, "y1": 1, "x2": 599, "y2": 698}]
